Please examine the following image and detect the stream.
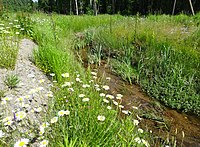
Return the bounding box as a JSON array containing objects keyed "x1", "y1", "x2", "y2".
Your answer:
[{"x1": 85, "y1": 61, "x2": 200, "y2": 147}]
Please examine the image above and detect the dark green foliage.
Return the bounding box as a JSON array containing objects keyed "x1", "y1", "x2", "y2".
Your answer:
[
  {"x1": 2, "y1": 0, "x2": 33, "y2": 12},
  {"x1": 36, "y1": 0, "x2": 200, "y2": 15}
]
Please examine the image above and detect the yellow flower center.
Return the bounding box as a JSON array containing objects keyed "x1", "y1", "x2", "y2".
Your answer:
[{"x1": 19, "y1": 142, "x2": 25, "y2": 146}]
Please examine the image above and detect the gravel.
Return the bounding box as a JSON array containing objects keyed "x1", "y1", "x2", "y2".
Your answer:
[{"x1": 0, "y1": 39, "x2": 53, "y2": 144}]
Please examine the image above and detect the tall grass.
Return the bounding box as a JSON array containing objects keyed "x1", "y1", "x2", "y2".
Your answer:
[
  {"x1": 31, "y1": 13, "x2": 150, "y2": 146},
  {"x1": 78, "y1": 13, "x2": 200, "y2": 116}
]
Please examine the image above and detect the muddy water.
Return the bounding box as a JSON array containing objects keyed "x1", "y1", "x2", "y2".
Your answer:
[{"x1": 87, "y1": 62, "x2": 200, "y2": 147}]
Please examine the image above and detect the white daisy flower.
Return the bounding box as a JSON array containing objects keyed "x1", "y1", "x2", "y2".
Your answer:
[
  {"x1": 103, "y1": 99, "x2": 109, "y2": 103},
  {"x1": 40, "y1": 140, "x2": 49, "y2": 147},
  {"x1": 78, "y1": 94, "x2": 85, "y2": 98},
  {"x1": 91, "y1": 72, "x2": 97, "y2": 76},
  {"x1": 133, "y1": 119, "x2": 139, "y2": 126},
  {"x1": 16, "y1": 111, "x2": 27, "y2": 121},
  {"x1": 14, "y1": 138, "x2": 29, "y2": 147},
  {"x1": 132, "y1": 106, "x2": 139, "y2": 110},
  {"x1": 39, "y1": 79, "x2": 45, "y2": 83},
  {"x1": 119, "y1": 105, "x2": 124, "y2": 108},
  {"x1": 100, "y1": 93, "x2": 105, "y2": 97},
  {"x1": 138, "y1": 128, "x2": 144, "y2": 133},
  {"x1": 82, "y1": 98, "x2": 90, "y2": 102},
  {"x1": 113, "y1": 100, "x2": 118, "y2": 106},
  {"x1": 61, "y1": 73, "x2": 69, "y2": 78},
  {"x1": 2, "y1": 116, "x2": 12, "y2": 123},
  {"x1": 102, "y1": 85, "x2": 109, "y2": 90},
  {"x1": 58, "y1": 110, "x2": 70, "y2": 116},
  {"x1": 50, "y1": 117, "x2": 58, "y2": 124},
  {"x1": 122, "y1": 110, "x2": 129, "y2": 115},
  {"x1": 97, "y1": 115, "x2": 105, "y2": 121},
  {"x1": 106, "y1": 94, "x2": 114, "y2": 99},
  {"x1": 3, "y1": 97, "x2": 13, "y2": 101},
  {"x1": 4, "y1": 120, "x2": 13, "y2": 126},
  {"x1": 107, "y1": 106, "x2": 112, "y2": 110}
]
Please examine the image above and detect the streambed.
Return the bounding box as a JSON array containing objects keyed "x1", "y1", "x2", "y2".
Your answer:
[{"x1": 84, "y1": 61, "x2": 200, "y2": 147}]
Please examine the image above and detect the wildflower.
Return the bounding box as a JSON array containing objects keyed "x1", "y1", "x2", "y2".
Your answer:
[
  {"x1": 61, "y1": 73, "x2": 69, "y2": 78},
  {"x1": 82, "y1": 84, "x2": 90, "y2": 88},
  {"x1": 103, "y1": 99, "x2": 109, "y2": 103},
  {"x1": 14, "y1": 138, "x2": 29, "y2": 147},
  {"x1": 50, "y1": 73, "x2": 55, "y2": 76},
  {"x1": 4, "y1": 120, "x2": 13, "y2": 126},
  {"x1": 50, "y1": 117, "x2": 58, "y2": 124},
  {"x1": 41, "y1": 122, "x2": 50, "y2": 128},
  {"x1": 68, "y1": 88, "x2": 74, "y2": 92},
  {"x1": 36, "y1": 87, "x2": 44, "y2": 91},
  {"x1": 100, "y1": 93, "x2": 105, "y2": 97},
  {"x1": 132, "y1": 106, "x2": 138, "y2": 110},
  {"x1": 46, "y1": 91, "x2": 53, "y2": 97},
  {"x1": 0, "y1": 130, "x2": 5, "y2": 138},
  {"x1": 116, "y1": 94, "x2": 123, "y2": 99},
  {"x1": 96, "y1": 87, "x2": 101, "y2": 91},
  {"x1": 40, "y1": 140, "x2": 49, "y2": 147},
  {"x1": 97, "y1": 115, "x2": 105, "y2": 121},
  {"x1": 82, "y1": 98, "x2": 90, "y2": 102},
  {"x1": 39, "y1": 127, "x2": 45, "y2": 136},
  {"x1": 16, "y1": 32, "x2": 20, "y2": 35},
  {"x1": 134, "y1": 137, "x2": 142, "y2": 144},
  {"x1": 93, "y1": 76, "x2": 97, "y2": 79},
  {"x1": 34, "y1": 107, "x2": 43, "y2": 113},
  {"x1": 3, "y1": 97, "x2": 13, "y2": 101},
  {"x1": 106, "y1": 77, "x2": 111, "y2": 80},
  {"x1": 2, "y1": 116, "x2": 12, "y2": 123},
  {"x1": 16, "y1": 111, "x2": 27, "y2": 121},
  {"x1": 106, "y1": 94, "x2": 114, "y2": 99},
  {"x1": 94, "y1": 84, "x2": 99, "y2": 87},
  {"x1": 39, "y1": 79, "x2": 45, "y2": 83},
  {"x1": 61, "y1": 82, "x2": 72, "y2": 87},
  {"x1": 119, "y1": 105, "x2": 124, "y2": 108},
  {"x1": 136, "y1": 115, "x2": 142, "y2": 120},
  {"x1": 122, "y1": 110, "x2": 129, "y2": 115},
  {"x1": 91, "y1": 72, "x2": 97, "y2": 76},
  {"x1": 107, "y1": 106, "x2": 112, "y2": 110},
  {"x1": 133, "y1": 119, "x2": 139, "y2": 126},
  {"x1": 79, "y1": 94, "x2": 85, "y2": 98},
  {"x1": 76, "y1": 77, "x2": 81, "y2": 82},
  {"x1": 1, "y1": 100, "x2": 7, "y2": 105},
  {"x1": 113, "y1": 100, "x2": 118, "y2": 106},
  {"x1": 16, "y1": 97, "x2": 24, "y2": 102},
  {"x1": 58, "y1": 110, "x2": 70, "y2": 116},
  {"x1": 142, "y1": 139, "x2": 150, "y2": 147},
  {"x1": 89, "y1": 80, "x2": 94, "y2": 83},
  {"x1": 138, "y1": 128, "x2": 144, "y2": 133},
  {"x1": 102, "y1": 85, "x2": 109, "y2": 90}
]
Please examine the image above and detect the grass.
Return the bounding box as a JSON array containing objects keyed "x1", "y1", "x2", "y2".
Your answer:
[
  {"x1": 78, "y1": 13, "x2": 200, "y2": 116},
  {"x1": 1, "y1": 12, "x2": 199, "y2": 146},
  {"x1": 4, "y1": 74, "x2": 20, "y2": 89},
  {"x1": 0, "y1": 13, "x2": 151, "y2": 147},
  {"x1": 0, "y1": 12, "x2": 32, "y2": 69},
  {"x1": 31, "y1": 13, "x2": 151, "y2": 146}
]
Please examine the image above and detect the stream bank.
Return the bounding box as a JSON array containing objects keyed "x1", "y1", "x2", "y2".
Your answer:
[{"x1": 84, "y1": 61, "x2": 200, "y2": 147}]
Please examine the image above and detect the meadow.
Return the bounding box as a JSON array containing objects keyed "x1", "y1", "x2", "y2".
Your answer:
[{"x1": 0, "y1": 12, "x2": 199, "y2": 146}]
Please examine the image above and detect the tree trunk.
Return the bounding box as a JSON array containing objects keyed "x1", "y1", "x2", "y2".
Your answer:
[
  {"x1": 93, "y1": 0, "x2": 97, "y2": 16},
  {"x1": 172, "y1": 0, "x2": 176, "y2": 15},
  {"x1": 112, "y1": 0, "x2": 115, "y2": 14},
  {"x1": 75, "y1": 0, "x2": 78, "y2": 15},
  {"x1": 189, "y1": 0, "x2": 195, "y2": 15}
]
